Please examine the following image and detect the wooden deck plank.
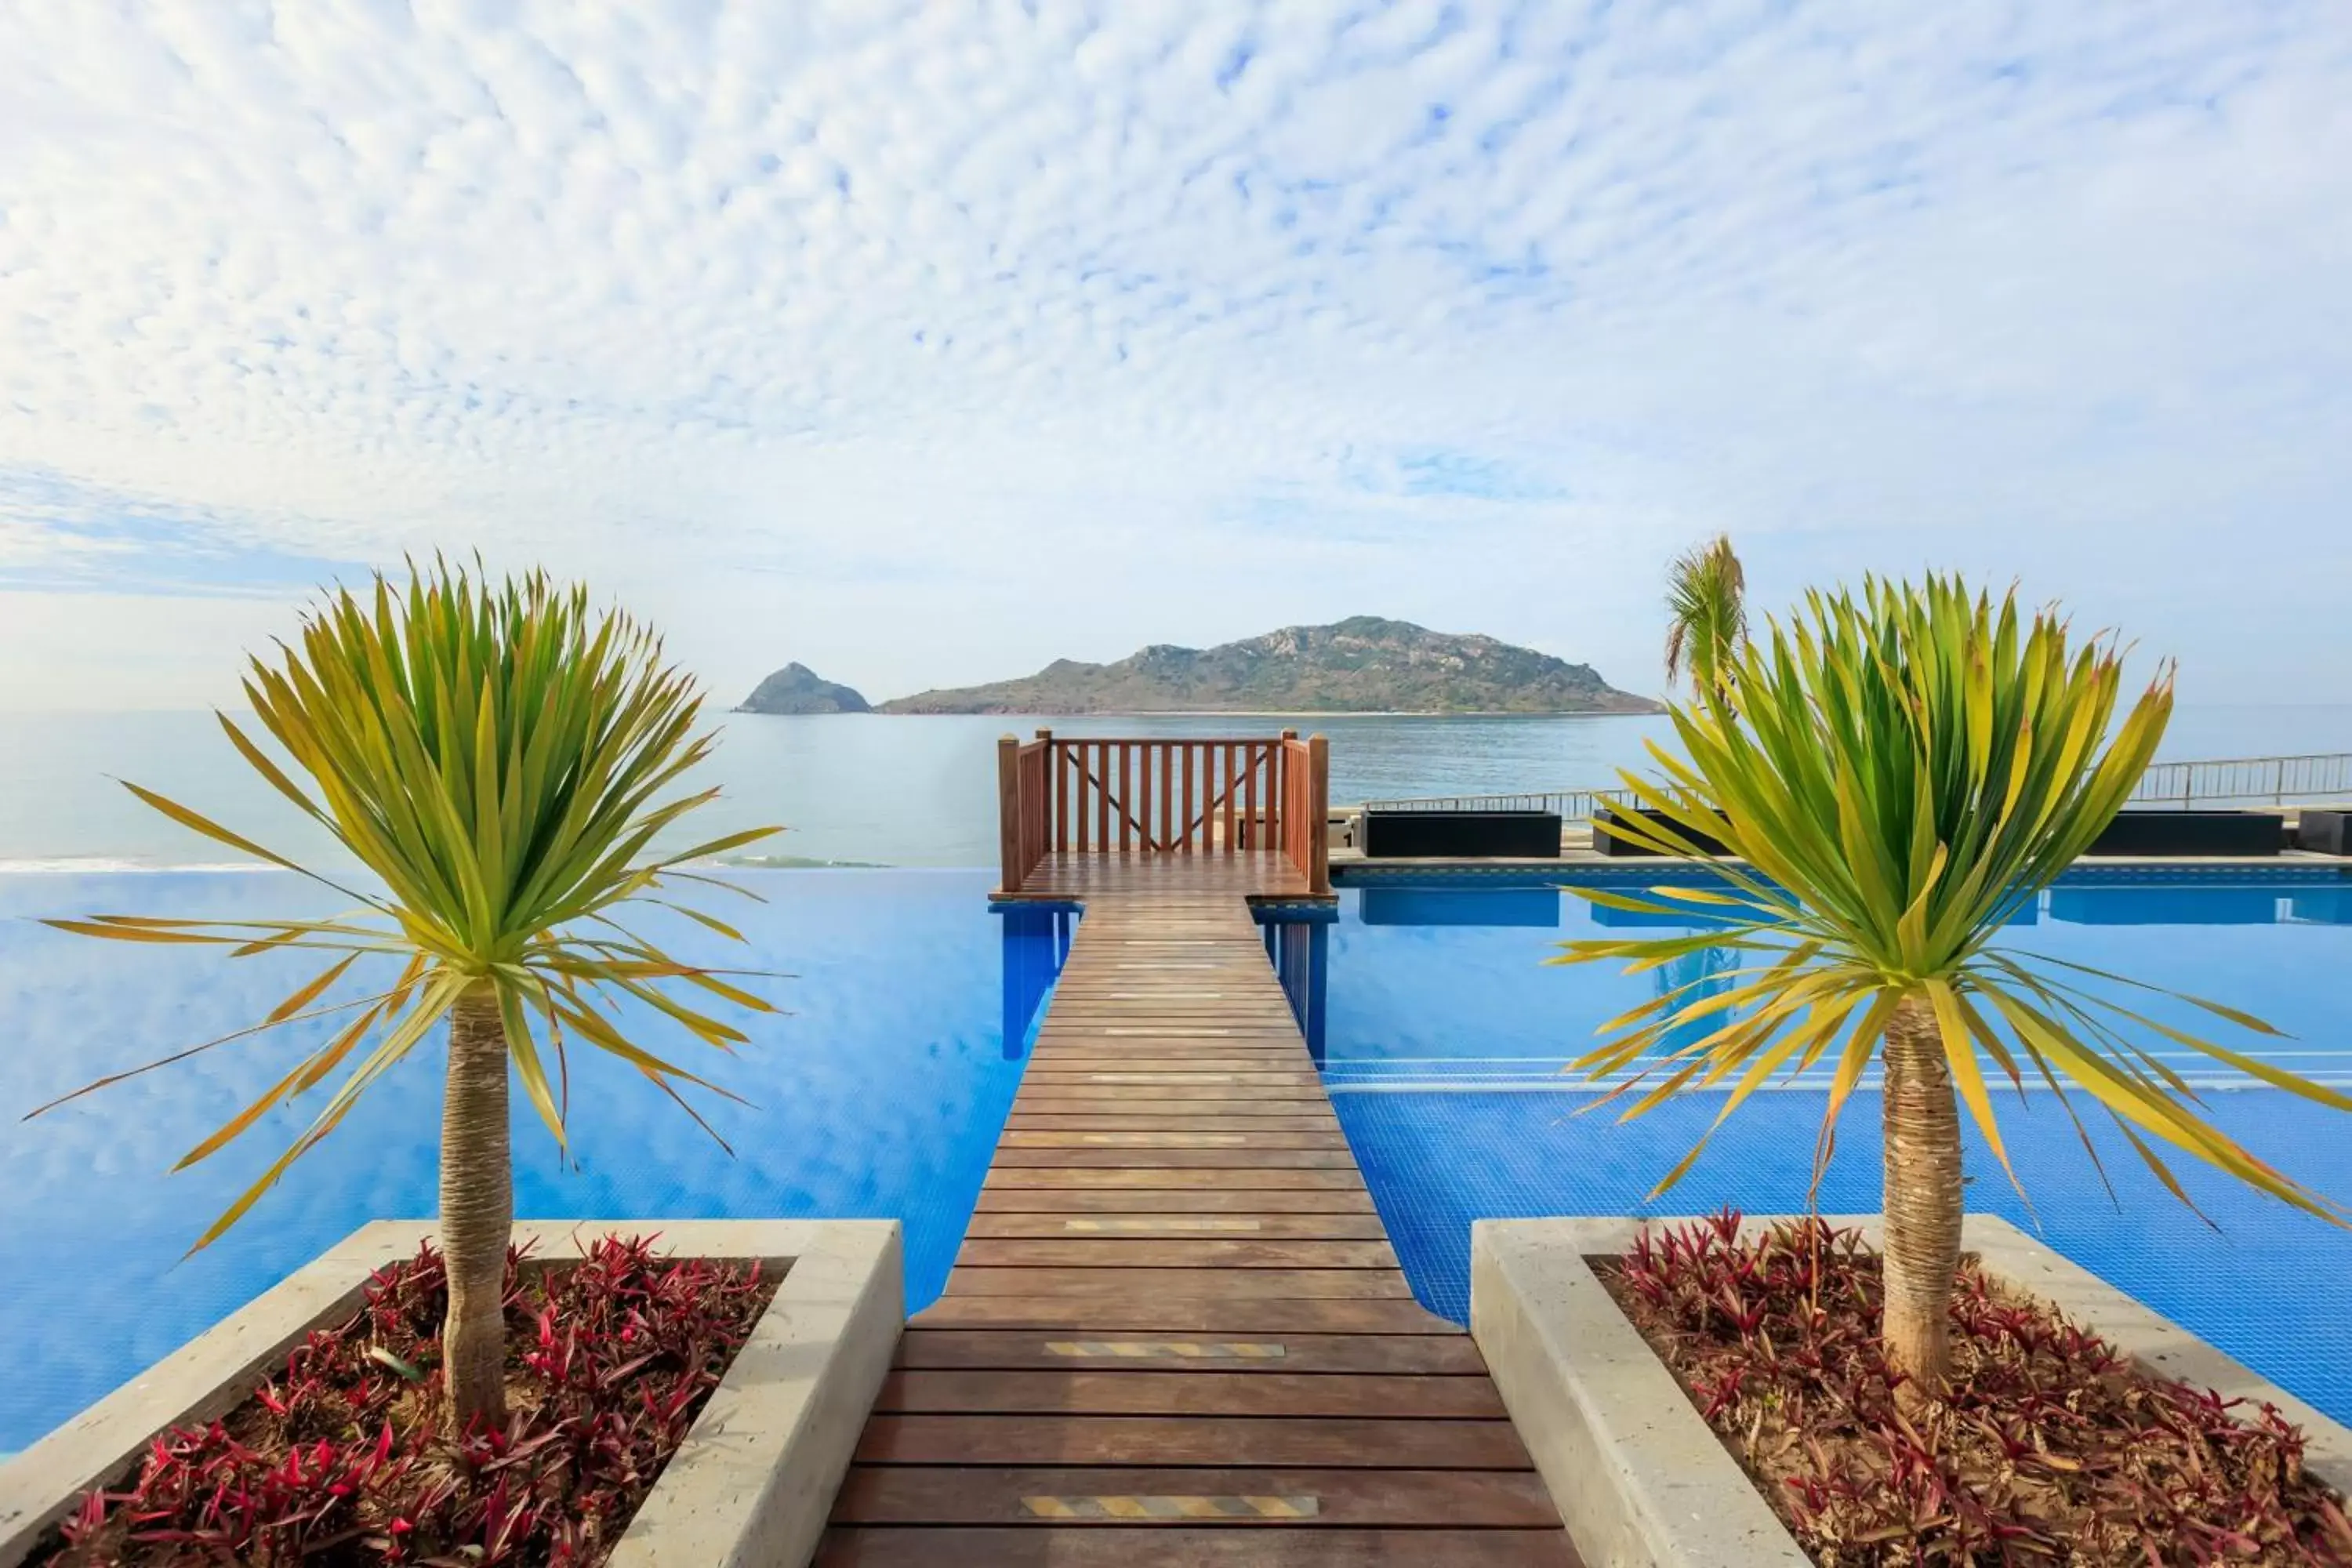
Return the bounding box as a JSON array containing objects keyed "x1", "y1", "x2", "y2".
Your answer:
[
  {"x1": 1007, "y1": 1105, "x2": 1342, "y2": 1122},
  {"x1": 830, "y1": 857, "x2": 1572, "y2": 1566},
  {"x1": 1000, "y1": 1131, "x2": 1352, "y2": 1149},
  {"x1": 954, "y1": 1239, "x2": 1399, "y2": 1269},
  {"x1": 1031, "y1": 1037, "x2": 1309, "y2": 1048},
  {"x1": 1033, "y1": 1023, "x2": 1308, "y2": 1030},
  {"x1": 989, "y1": 1149, "x2": 1362, "y2": 1169},
  {"x1": 1003, "y1": 1116, "x2": 1345, "y2": 1132},
  {"x1": 971, "y1": 1189, "x2": 1380, "y2": 1214},
  {"x1": 1004, "y1": 1085, "x2": 1334, "y2": 1102},
  {"x1": 1024, "y1": 1062, "x2": 1314, "y2": 1074},
  {"x1": 1017, "y1": 1073, "x2": 1323, "y2": 1087},
  {"x1": 943, "y1": 1268, "x2": 1417, "y2": 1300},
  {"x1": 982, "y1": 1169, "x2": 1370, "y2": 1190},
  {"x1": 894, "y1": 1331, "x2": 1492, "y2": 1374},
  {"x1": 1043, "y1": 1004, "x2": 1301, "y2": 1015},
  {"x1": 1030, "y1": 1042, "x2": 1310, "y2": 1054},
  {"x1": 1023, "y1": 1052, "x2": 1317, "y2": 1062},
  {"x1": 963, "y1": 1214, "x2": 1392, "y2": 1240},
  {"x1": 854, "y1": 1415, "x2": 1532, "y2": 1468},
  {"x1": 830, "y1": 1467, "x2": 1559, "y2": 1527},
  {"x1": 1021, "y1": 1067, "x2": 1336, "y2": 1081},
  {"x1": 909, "y1": 1297, "x2": 1462, "y2": 1334},
  {"x1": 876, "y1": 1370, "x2": 1506, "y2": 1418},
  {"x1": 1020, "y1": 1068, "x2": 1330, "y2": 1082},
  {"x1": 818, "y1": 1528, "x2": 1576, "y2": 1566}
]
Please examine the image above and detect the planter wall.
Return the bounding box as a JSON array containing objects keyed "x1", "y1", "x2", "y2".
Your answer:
[
  {"x1": 1472, "y1": 1214, "x2": 2352, "y2": 1568},
  {"x1": 0, "y1": 1218, "x2": 902, "y2": 1568}
]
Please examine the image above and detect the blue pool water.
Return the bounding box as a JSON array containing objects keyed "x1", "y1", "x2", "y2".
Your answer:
[
  {"x1": 1323, "y1": 866, "x2": 2352, "y2": 1426},
  {"x1": 0, "y1": 869, "x2": 1049, "y2": 1454},
  {"x1": 10, "y1": 862, "x2": 2352, "y2": 1453}
]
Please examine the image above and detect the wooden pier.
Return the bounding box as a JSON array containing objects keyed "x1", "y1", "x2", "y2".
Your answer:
[{"x1": 819, "y1": 737, "x2": 1573, "y2": 1566}]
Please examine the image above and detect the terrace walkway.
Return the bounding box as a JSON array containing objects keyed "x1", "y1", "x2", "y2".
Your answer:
[{"x1": 818, "y1": 840, "x2": 1576, "y2": 1566}]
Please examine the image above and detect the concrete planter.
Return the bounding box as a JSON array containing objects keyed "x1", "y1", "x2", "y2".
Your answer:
[
  {"x1": 1472, "y1": 1214, "x2": 2352, "y2": 1568},
  {"x1": 0, "y1": 1218, "x2": 902, "y2": 1568}
]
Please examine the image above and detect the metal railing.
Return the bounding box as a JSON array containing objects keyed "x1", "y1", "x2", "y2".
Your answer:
[
  {"x1": 1358, "y1": 752, "x2": 2352, "y2": 820},
  {"x1": 1356, "y1": 786, "x2": 1639, "y2": 819},
  {"x1": 2128, "y1": 753, "x2": 2352, "y2": 808}
]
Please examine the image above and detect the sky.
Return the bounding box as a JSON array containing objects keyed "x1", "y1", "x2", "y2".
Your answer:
[{"x1": 1, "y1": 0, "x2": 2348, "y2": 711}]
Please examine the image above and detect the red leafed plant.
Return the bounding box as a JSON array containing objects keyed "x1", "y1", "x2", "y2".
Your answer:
[
  {"x1": 1606, "y1": 1210, "x2": 2352, "y2": 1566},
  {"x1": 36, "y1": 1236, "x2": 773, "y2": 1567}
]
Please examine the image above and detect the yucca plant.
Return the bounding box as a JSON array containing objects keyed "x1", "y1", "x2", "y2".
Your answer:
[
  {"x1": 1663, "y1": 533, "x2": 1747, "y2": 705},
  {"x1": 1558, "y1": 575, "x2": 2350, "y2": 1400},
  {"x1": 30, "y1": 561, "x2": 778, "y2": 1429}
]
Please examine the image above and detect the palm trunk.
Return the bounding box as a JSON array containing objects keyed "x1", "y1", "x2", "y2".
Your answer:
[
  {"x1": 1881, "y1": 993, "x2": 1962, "y2": 1404},
  {"x1": 441, "y1": 987, "x2": 512, "y2": 1430}
]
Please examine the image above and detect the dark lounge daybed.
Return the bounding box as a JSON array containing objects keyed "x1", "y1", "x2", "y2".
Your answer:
[
  {"x1": 1591, "y1": 805, "x2": 2283, "y2": 859},
  {"x1": 1360, "y1": 809, "x2": 1562, "y2": 858},
  {"x1": 1590, "y1": 805, "x2": 1729, "y2": 858},
  {"x1": 2083, "y1": 810, "x2": 2283, "y2": 857},
  {"x1": 2295, "y1": 808, "x2": 2352, "y2": 856}
]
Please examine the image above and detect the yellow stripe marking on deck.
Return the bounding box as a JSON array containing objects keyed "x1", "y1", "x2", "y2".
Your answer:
[
  {"x1": 1060, "y1": 1218, "x2": 1264, "y2": 1232},
  {"x1": 1021, "y1": 1496, "x2": 1320, "y2": 1520},
  {"x1": 1042, "y1": 1340, "x2": 1287, "y2": 1359}
]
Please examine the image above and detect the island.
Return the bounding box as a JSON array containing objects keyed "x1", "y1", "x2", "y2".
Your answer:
[
  {"x1": 735, "y1": 662, "x2": 873, "y2": 714},
  {"x1": 869, "y1": 617, "x2": 1659, "y2": 715}
]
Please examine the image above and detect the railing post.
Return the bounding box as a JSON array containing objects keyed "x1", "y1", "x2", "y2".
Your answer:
[
  {"x1": 1308, "y1": 733, "x2": 1330, "y2": 896},
  {"x1": 1036, "y1": 729, "x2": 1056, "y2": 851},
  {"x1": 996, "y1": 734, "x2": 1022, "y2": 895}
]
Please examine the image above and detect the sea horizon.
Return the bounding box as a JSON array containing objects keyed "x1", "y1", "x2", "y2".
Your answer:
[{"x1": 5, "y1": 702, "x2": 2350, "y2": 874}]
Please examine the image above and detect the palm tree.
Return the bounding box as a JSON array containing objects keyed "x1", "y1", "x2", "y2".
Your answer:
[
  {"x1": 33, "y1": 562, "x2": 778, "y2": 1429},
  {"x1": 1663, "y1": 535, "x2": 1747, "y2": 704},
  {"x1": 1556, "y1": 575, "x2": 2348, "y2": 1401}
]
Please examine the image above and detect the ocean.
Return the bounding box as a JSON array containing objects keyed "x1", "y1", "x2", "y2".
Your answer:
[{"x1": 2, "y1": 704, "x2": 2350, "y2": 870}]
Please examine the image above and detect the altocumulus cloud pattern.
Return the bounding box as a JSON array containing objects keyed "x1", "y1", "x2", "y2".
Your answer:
[{"x1": 1, "y1": 2, "x2": 2348, "y2": 702}]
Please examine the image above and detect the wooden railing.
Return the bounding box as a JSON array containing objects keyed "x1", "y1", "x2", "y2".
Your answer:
[{"x1": 997, "y1": 729, "x2": 1331, "y2": 897}]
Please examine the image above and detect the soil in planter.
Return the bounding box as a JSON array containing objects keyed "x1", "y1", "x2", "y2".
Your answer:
[
  {"x1": 1599, "y1": 1211, "x2": 2352, "y2": 1566},
  {"x1": 35, "y1": 1236, "x2": 777, "y2": 1567}
]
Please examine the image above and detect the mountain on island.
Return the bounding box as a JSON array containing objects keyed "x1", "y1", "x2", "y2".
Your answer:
[
  {"x1": 735, "y1": 662, "x2": 872, "y2": 714},
  {"x1": 872, "y1": 617, "x2": 1660, "y2": 715}
]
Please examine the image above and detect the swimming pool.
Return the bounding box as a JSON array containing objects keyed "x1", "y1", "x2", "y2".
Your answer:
[
  {"x1": 0, "y1": 868, "x2": 1050, "y2": 1454},
  {"x1": 10, "y1": 862, "x2": 2352, "y2": 1454},
  {"x1": 1321, "y1": 865, "x2": 2352, "y2": 1426}
]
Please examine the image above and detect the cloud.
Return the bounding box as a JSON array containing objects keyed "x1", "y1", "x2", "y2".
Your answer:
[{"x1": 0, "y1": 0, "x2": 2347, "y2": 706}]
